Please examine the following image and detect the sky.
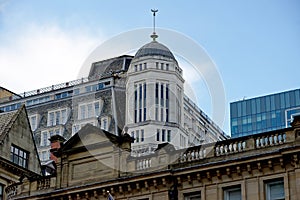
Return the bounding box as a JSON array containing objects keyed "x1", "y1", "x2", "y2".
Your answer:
[{"x1": 0, "y1": 0, "x2": 299, "y2": 134}]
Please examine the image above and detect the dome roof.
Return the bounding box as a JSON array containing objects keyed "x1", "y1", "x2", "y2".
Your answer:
[{"x1": 134, "y1": 41, "x2": 176, "y2": 61}]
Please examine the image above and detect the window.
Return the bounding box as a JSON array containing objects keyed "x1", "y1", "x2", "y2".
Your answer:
[
  {"x1": 78, "y1": 101, "x2": 102, "y2": 120},
  {"x1": 162, "y1": 129, "x2": 166, "y2": 142},
  {"x1": 134, "y1": 65, "x2": 137, "y2": 72},
  {"x1": 10, "y1": 145, "x2": 29, "y2": 168},
  {"x1": 166, "y1": 63, "x2": 169, "y2": 71},
  {"x1": 29, "y1": 115, "x2": 38, "y2": 130},
  {"x1": 0, "y1": 184, "x2": 3, "y2": 200},
  {"x1": 136, "y1": 130, "x2": 140, "y2": 143},
  {"x1": 55, "y1": 111, "x2": 60, "y2": 124},
  {"x1": 156, "y1": 62, "x2": 159, "y2": 69},
  {"x1": 131, "y1": 131, "x2": 135, "y2": 143},
  {"x1": 167, "y1": 130, "x2": 171, "y2": 142},
  {"x1": 144, "y1": 63, "x2": 147, "y2": 69},
  {"x1": 156, "y1": 129, "x2": 160, "y2": 141},
  {"x1": 102, "y1": 119, "x2": 107, "y2": 130},
  {"x1": 48, "y1": 109, "x2": 69, "y2": 126},
  {"x1": 184, "y1": 192, "x2": 201, "y2": 200},
  {"x1": 161, "y1": 63, "x2": 164, "y2": 70},
  {"x1": 141, "y1": 129, "x2": 144, "y2": 142},
  {"x1": 61, "y1": 109, "x2": 67, "y2": 124},
  {"x1": 41, "y1": 151, "x2": 49, "y2": 161},
  {"x1": 265, "y1": 179, "x2": 284, "y2": 200},
  {"x1": 41, "y1": 131, "x2": 48, "y2": 146},
  {"x1": 223, "y1": 185, "x2": 241, "y2": 200},
  {"x1": 48, "y1": 112, "x2": 54, "y2": 126}
]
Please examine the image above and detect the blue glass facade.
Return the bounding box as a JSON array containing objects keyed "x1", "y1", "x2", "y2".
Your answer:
[{"x1": 230, "y1": 89, "x2": 300, "y2": 138}]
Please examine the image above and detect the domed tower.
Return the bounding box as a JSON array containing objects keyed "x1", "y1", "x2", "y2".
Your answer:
[{"x1": 125, "y1": 33, "x2": 188, "y2": 156}]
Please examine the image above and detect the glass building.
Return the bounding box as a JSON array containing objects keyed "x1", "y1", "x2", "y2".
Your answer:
[{"x1": 230, "y1": 88, "x2": 300, "y2": 138}]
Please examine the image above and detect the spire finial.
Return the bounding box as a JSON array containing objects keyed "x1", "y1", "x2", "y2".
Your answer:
[{"x1": 150, "y1": 9, "x2": 158, "y2": 41}]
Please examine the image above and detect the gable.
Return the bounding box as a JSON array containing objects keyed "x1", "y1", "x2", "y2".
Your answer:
[{"x1": 63, "y1": 124, "x2": 119, "y2": 152}]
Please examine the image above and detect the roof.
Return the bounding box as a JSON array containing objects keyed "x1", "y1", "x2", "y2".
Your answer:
[
  {"x1": 0, "y1": 107, "x2": 21, "y2": 142},
  {"x1": 134, "y1": 41, "x2": 176, "y2": 61}
]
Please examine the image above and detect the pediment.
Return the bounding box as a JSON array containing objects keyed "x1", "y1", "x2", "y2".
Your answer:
[{"x1": 62, "y1": 124, "x2": 119, "y2": 151}]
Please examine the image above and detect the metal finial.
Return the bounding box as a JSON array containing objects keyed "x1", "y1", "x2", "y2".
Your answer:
[{"x1": 151, "y1": 9, "x2": 158, "y2": 41}]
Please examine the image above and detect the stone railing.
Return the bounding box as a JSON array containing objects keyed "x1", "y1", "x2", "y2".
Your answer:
[
  {"x1": 255, "y1": 132, "x2": 286, "y2": 148},
  {"x1": 131, "y1": 128, "x2": 297, "y2": 171},
  {"x1": 179, "y1": 147, "x2": 207, "y2": 163},
  {"x1": 215, "y1": 140, "x2": 246, "y2": 156},
  {"x1": 37, "y1": 176, "x2": 51, "y2": 190},
  {"x1": 136, "y1": 158, "x2": 152, "y2": 170}
]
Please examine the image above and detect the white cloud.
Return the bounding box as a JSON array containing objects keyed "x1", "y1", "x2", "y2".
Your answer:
[{"x1": 0, "y1": 24, "x2": 102, "y2": 94}]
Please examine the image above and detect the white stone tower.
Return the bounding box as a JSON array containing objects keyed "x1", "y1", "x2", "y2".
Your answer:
[{"x1": 125, "y1": 12, "x2": 188, "y2": 155}]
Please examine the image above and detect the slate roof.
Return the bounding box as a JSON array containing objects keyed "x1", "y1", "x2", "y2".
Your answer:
[{"x1": 0, "y1": 107, "x2": 20, "y2": 142}]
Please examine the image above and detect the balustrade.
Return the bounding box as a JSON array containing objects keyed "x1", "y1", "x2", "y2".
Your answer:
[{"x1": 255, "y1": 132, "x2": 286, "y2": 148}]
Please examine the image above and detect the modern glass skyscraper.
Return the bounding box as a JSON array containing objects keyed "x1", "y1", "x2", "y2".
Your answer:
[{"x1": 230, "y1": 88, "x2": 300, "y2": 138}]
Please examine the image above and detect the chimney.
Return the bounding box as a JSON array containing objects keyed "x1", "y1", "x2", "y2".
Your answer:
[{"x1": 49, "y1": 135, "x2": 66, "y2": 163}]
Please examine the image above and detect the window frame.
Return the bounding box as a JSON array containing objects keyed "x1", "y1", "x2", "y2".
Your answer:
[{"x1": 10, "y1": 144, "x2": 29, "y2": 169}]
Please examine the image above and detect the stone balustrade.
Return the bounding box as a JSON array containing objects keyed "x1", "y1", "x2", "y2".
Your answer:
[
  {"x1": 37, "y1": 177, "x2": 51, "y2": 190},
  {"x1": 134, "y1": 130, "x2": 294, "y2": 171},
  {"x1": 179, "y1": 147, "x2": 207, "y2": 163},
  {"x1": 255, "y1": 132, "x2": 286, "y2": 148},
  {"x1": 215, "y1": 140, "x2": 246, "y2": 156},
  {"x1": 136, "y1": 158, "x2": 152, "y2": 170}
]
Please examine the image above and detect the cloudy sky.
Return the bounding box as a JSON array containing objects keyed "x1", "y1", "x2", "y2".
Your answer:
[{"x1": 0, "y1": 0, "x2": 299, "y2": 134}]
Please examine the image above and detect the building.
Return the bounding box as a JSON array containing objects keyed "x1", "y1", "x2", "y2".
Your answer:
[
  {"x1": 0, "y1": 105, "x2": 42, "y2": 200},
  {"x1": 230, "y1": 88, "x2": 300, "y2": 138},
  {"x1": 7, "y1": 110, "x2": 300, "y2": 200},
  {"x1": 0, "y1": 36, "x2": 227, "y2": 164}
]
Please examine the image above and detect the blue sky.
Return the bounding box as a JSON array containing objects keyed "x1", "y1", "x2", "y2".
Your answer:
[{"x1": 0, "y1": 0, "x2": 299, "y2": 134}]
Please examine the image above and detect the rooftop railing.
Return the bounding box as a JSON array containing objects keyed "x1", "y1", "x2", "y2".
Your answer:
[{"x1": 19, "y1": 77, "x2": 89, "y2": 98}]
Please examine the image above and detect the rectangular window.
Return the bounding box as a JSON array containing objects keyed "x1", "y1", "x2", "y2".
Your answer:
[
  {"x1": 156, "y1": 62, "x2": 159, "y2": 69},
  {"x1": 134, "y1": 85, "x2": 137, "y2": 123},
  {"x1": 139, "y1": 64, "x2": 143, "y2": 71},
  {"x1": 155, "y1": 83, "x2": 159, "y2": 104},
  {"x1": 134, "y1": 65, "x2": 137, "y2": 72},
  {"x1": 136, "y1": 130, "x2": 140, "y2": 143},
  {"x1": 144, "y1": 63, "x2": 147, "y2": 69},
  {"x1": 144, "y1": 83, "x2": 147, "y2": 106},
  {"x1": 167, "y1": 130, "x2": 171, "y2": 142},
  {"x1": 161, "y1": 63, "x2": 164, "y2": 70},
  {"x1": 61, "y1": 109, "x2": 67, "y2": 124},
  {"x1": 161, "y1": 108, "x2": 164, "y2": 121},
  {"x1": 42, "y1": 132, "x2": 48, "y2": 146},
  {"x1": 48, "y1": 112, "x2": 54, "y2": 126},
  {"x1": 87, "y1": 104, "x2": 92, "y2": 118},
  {"x1": 10, "y1": 145, "x2": 29, "y2": 168},
  {"x1": 55, "y1": 111, "x2": 60, "y2": 125},
  {"x1": 224, "y1": 185, "x2": 241, "y2": 200},
  {"x1": 166, "y1": 108, "x2": 169, "y2": 122},
  {"x1": 144, "y1": 108, "x2": 147, "y2": 121},
  {"x1": 141, "y1": 129, "x2": 144, "y2": 142},
  {"x1": 94, "y1": 102, "x2": 100, "y2": 116},
  {"x1": 161, "y1": 84, "x2": 164, "y2": 106},
  {"x1": 102, "y1": 119, "x2": 107, "y2": 130},
  {"x1": 80, "y1": 105, "x2": 86, "y2": 120},
  {"x1": 131, "y1": 131, "x2": 135, "y2": 143},
  {"x1": 265, "y1": 179, "x2": 284, "y2": 200},
  {"x1": 156, "y1": 129, "x2": 160, "y2": 141},
  {"x1": 166, "y1": 63, "x2": 169, "y2": 71},
  {"x1": 162, "y1": 129, "x2": 166, "y2": 142},
  {"x1": 155, "y1": 107, "x2": 158, "y2": 121}
]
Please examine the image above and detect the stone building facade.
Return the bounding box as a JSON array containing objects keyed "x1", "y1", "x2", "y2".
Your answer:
[
  {"x1": 0, "y1": 106, "x2": 42, "y2": 200},
  {"x1": 8, "y1": 115, "x2": 300, "y2": 200},
  {"x1": 0, "y1": 41, "x2": 227, "y2": 165}
]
